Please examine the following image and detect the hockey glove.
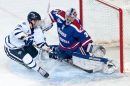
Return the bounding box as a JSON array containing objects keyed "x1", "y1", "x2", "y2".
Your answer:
[
  {"x1": 24, "y1": 36, "x2": 34, "y2": 46},
  {"x1": 49, "y1": 46, "x2": 58, "y2": 59},
  {"x1": 42, "y1": 45, "x2": 58, "y2": 59}
]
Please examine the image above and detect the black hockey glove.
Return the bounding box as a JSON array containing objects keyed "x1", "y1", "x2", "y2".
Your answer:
[
  {"x1": 24, "y1": 36, "x2": 33, "y2": 46},
  {"x1": 49, "y1": 46, "x2": 58, "y2": 59}
]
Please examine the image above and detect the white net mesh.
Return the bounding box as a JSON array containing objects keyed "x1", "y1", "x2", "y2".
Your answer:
[{"x1": 81, "y1": 0, "x2": 130, "y2": 72}]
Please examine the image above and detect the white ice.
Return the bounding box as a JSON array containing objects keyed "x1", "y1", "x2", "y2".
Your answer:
[{"x1": 0, "y1": 0, "x2": 130, "y2": 86}]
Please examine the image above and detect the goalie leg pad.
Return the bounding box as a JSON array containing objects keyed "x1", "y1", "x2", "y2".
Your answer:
[
  {"x1": 72, "y1": 53, "x2": 109, "y2": 72},
  {"x1": 73, "y1": 52, "x2": 109, "y2": 64},
  {"x1": 72, "y1": 55, "x2": 104, "y2": 72}
]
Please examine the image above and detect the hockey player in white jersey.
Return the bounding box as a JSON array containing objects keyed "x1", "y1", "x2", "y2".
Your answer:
[
  {"x1": 4, "y1": 11, "x2": 51, "y2": 78},
  {"x1": 41, "y1": 8, "x2": 118, "y2": 74}
]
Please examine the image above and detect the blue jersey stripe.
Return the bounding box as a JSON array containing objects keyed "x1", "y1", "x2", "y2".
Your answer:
[
  {"x1": 14, "y1": 31, "x2": 23, "y2": 36},
  {"x1": 69, "y1": 8, "x2": 74, "y2": 17}
]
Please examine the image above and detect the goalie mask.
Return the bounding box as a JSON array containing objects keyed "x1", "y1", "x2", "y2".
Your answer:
[{"x1": 65, "y1": 8, "x2": 77, "y2": 25}]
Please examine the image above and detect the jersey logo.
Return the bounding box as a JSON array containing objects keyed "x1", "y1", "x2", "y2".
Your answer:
[
  {"x1": 18, "y1": 51, "x2": 22, "y2": 55},
  {"x1": 80, "y1": 27, "x2": 84, "y2": 32},
  {"x1": 57, "y1": 18, "x2": 62, "y2": 23},
  {"x1": 23, "y1": 22, "x2": 26, "y2": 25},
  {"x1": 17, "y1": 24, "x2": 22, "y2": 28}
]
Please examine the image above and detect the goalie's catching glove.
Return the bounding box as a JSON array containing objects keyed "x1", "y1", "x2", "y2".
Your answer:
[
  {"x1": 42, "y1": 24, "x2": 53, "y2": 32},
  {"x1": 87, "y1": 44, "x2": 106, "y2": 57}
]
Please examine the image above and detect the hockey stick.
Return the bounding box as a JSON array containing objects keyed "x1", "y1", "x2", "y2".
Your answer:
[
  {"x1": 41, "y1": 0, "x2": 53, "y2": 32},
  {"x1": 34, "y1": 44, "x2": 93, "y2": 73},
  {"x1": 38, "y1": 49, "x2": 44, "y2": 69},
  {"x1": 47, "y1": 0, "x2": 50, "y2": 14},
  {"x1": 33, "y1": 44, "x2": 54, "y2": 69}
]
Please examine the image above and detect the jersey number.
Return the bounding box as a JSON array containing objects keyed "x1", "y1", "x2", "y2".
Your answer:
[{"x1": 84, "y1": 32, "x2": 89, "y2": 37}]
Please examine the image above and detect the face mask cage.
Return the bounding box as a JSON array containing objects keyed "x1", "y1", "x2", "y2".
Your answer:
[{"x1": 31, "y1": 20, "x2": 41, "y2": 29}]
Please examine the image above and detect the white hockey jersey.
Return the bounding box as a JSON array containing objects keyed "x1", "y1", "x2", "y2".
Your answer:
[{"x1": 5, "y1": 20, "x2": 46, "y2": 50}]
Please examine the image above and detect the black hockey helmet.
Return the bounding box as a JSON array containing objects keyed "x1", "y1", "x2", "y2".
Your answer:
[{"x1": 27, "y1": 11, "x2": 41, "y2": 22}]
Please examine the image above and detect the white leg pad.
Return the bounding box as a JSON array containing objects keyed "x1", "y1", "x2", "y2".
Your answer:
[{"x1": 72, "y1": 56, "x2": 104, "y2": 72}]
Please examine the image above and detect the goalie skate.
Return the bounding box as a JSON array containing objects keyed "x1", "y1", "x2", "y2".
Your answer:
[
  {"x1": 103, "y1": 60, "x2": 118, "y2": 74},
  {"x1": 38, "y1": 67, "x2": 49, "y2": 78}
]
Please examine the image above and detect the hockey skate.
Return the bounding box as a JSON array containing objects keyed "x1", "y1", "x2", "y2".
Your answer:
[
  {"x1": 103, "y1": 60, "x2": 118, "y2": 74},
  {"x1": 38, "y1": 67, "x2": 49, "y2": 78}
]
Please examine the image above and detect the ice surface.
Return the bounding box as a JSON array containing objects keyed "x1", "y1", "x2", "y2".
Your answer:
[{"x1": 9, "y1": 59, "x2": 124, "y2": 85}]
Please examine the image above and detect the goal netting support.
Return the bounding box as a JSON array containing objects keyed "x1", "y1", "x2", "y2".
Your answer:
[{"x1": 79, "y1": 0, "x2": 130, "y2": 73}]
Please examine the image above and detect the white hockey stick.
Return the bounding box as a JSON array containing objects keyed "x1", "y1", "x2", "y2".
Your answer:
[
  {"x1": 47, "y1": 0, "x2": 50, "y2": 14},
  {"x1": 38, "y1": 49, "x2": 44, "y2": 69},
  {"x1": 41, "y1": 0, "x2": 53, "y2": 32},
  {"x1": 34, "y1": 44, "x2": 53, "y2": 69}
]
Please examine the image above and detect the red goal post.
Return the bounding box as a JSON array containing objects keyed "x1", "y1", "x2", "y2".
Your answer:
[{"x1": 79, "y1": 0, "x2": 124, "y2": 73}]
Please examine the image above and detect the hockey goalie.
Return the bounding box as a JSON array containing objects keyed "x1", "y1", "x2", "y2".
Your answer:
[{"x1": 40, "y1": 8, "x2": 118, "y2": 74}]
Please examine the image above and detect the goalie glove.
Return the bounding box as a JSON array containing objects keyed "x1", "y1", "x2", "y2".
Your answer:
[
  {"x1": 42, "y1": 23, "x2": 53, "y2": 32},
  {"x1": 87, "y1": 43, "x2": 106, "y2": 57}
]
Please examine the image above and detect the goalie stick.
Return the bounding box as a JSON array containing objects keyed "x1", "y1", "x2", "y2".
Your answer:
[
  {"x1": 41, "y1": 0, "x2": 53, "y2": 32},
  {"x1": 34, "y1": 44, "x2": 93, "y2": 73}
]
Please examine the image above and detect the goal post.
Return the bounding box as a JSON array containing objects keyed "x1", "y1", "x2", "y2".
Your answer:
[
  {"x1": 97, "y1": 0, "x2": 124, "y2": 73},
  {"x1": 79, "y1": 0, "x2": 124, "y2": 73}
]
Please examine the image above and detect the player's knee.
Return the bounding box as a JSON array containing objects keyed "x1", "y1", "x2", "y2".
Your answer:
[
  {"x1": 22, "y1": 54, "x2": 39, "y2": 71},
  {"x1": 22, "y1": 54, "x2": 35, "y2": 67},
  {"x1": 56, "y1": 48, "x2": 70, "y2": 59}
]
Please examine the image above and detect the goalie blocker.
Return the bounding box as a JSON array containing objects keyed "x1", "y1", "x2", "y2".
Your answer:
[{"x1": 49, "y1": 45, "x2": 118, "y2": 74}]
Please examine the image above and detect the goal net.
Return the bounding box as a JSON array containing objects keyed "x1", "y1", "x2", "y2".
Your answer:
[{"x1": 79, "y1": 0, "x2": 130, "y2": 73}]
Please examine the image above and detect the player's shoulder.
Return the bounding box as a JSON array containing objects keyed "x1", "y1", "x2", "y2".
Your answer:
[
  {"x1": 70, "y1": 18, "x2": 85, "y2": 32},
  {"x1": 51, "y1": 9, "x2": 65, "y2": 19},
  {"x1": 58, "y1": 10, "x2": 65, "y2": 17},
  {"x1": 15, "y1": 21, "x2": 30, "y2": 33},
  {"x1": 71, "y1": 18, "x2": 81, "y2": 29},
  {"x1": 16, "y1": 21, "x2": 30, "y2": 28}
]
